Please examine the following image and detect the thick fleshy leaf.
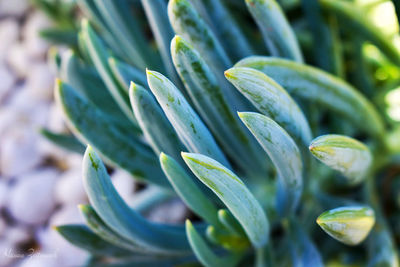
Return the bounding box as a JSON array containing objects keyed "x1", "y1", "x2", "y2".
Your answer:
[
  {"x1": 141, "y1": 0, "x2": 180, "y2": 85},
  {"x1": 217, "y1": 209, "x2": 246, "y2": 237},
  {"x1": 316, "y1": 206, "x2": 375, "y2": 245},
  {"x1": 160, "y1": 153, "x2": 219, "y2": 226},
  {"x1": 182, "y1": 153, "x2": 269, "y2": 248},
  {"x1": 190, "y1": 0, "x2": 253, "y2": 61},
  {"x1": 309, "y1": 134, "x2": 372, "y2": 185},
  {"x1": 55, "y1": 224, "x2": 132, "y2": 257},
  {"x1": 186, "y1": 220, "x2": 240, "y2": 267},
  {"x1": 60, "y1": 50, "x2": 132, "y2": 125},
  {"x1": 40, "y1": 128, "x2": 85, "y2": 154},
  {"x1": 245, "y1": 0, "x2": 303, "y2": 62},
  {"x1": 235, "y1": 56, "x2": 385, "y2": 137},
  {"x1": 55, "y1": 80, "x2": 168, "y2": 187},
  {"x1": 79, "y1": 204, "x2": 145, "y2": 253},
  {"x1": 93, "y1": 0, "x2": 159, "y2": 70},
  {"x1": 238, "y1": 112, "x2": 303, "y2": 216},
  {"x1": 81, "y1": 20, "x2": 136, "y2": 123},
  {"x1": 108, "y1": 57, "x2": 147, "y2": 89},
  {"x1": 82, "y1": 146, "x2": 190, "y2": 253},
  {"x1": 287, "y1": 218, "x2": 324, "y2": 267},
  {"x1": 225, "y1": 67, "x2": 312, "y2": 146},
  {"x1": 168, "y1": 0, "x2": 249, "y2": 111},
  {"x1": 146, "y1": 69, "x2": 230, "y2": 168},
  {"x1": 320, "y1": 0, "x2": 400, "y2": 66},
  {"x1": 171, "y1": 35, "x2": 265, "y2": 173},
  {"x1": 129, "y1": 82, "x2": 185, "y2": 159}
]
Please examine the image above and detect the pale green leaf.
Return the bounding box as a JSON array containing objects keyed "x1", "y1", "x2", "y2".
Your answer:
[
  {"x1": 316, "y1": 206, "x2": 375, "y2": 245},
  {"x1": 245, "y1": 0, "x2": 303, "y2": 62},
  {"x1": 146, "y1": 69, "x2": 230, "y2": 168},
  {"x1": 182, "y1": 153, "x2": 269, "y2": 248},
  {"x1": 235, "y1": 56, "x2": 385, "y2": 137},
  {"x1": 238, "y1": 112, "x2": 303, "y2": 216},
  {"x1": 309, "y1": 134, "x2": 372, "y2": 185}
]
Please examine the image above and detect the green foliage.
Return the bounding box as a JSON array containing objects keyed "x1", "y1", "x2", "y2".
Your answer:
[{"x1": 37, "y1": 0, "x2": 400, "y2": 266}]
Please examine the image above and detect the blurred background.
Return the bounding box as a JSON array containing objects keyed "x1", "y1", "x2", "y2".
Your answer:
[{"x1": 0, "y1": 0, "x2": 400, "y2": 266}]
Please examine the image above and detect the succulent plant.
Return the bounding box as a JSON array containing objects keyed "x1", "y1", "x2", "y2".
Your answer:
[{"x1": 35, "y1": 0, "x2": 400, "y2": 266}]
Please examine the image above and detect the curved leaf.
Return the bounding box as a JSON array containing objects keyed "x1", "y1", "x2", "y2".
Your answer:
[
  {"x1": 81, "y1": 20, "x2": 136, "y2": 123},
  {"x1": 239, "y1": 112, "x2": 303, "y2": 216},
  {"x1": 108, "y1": 57, "x2": 147, "y2": 89},
  {"x1": 55, "y1": 80, "x2": 168, "y2": 187},
  {"x1": 55, "y1": 224, "x2": 132, "y2": 257},
  {"x1": 186, "y1": 220, "x2": 240, "y2": 267},
  {"x1": 146, "y1": 69, "x2": 230, "y2": 168},
  {"x1": 160, "y1": 153, "x2": 219, "y2": 226},
  {"x1": 245, "y1": 0, "x2": 303, "y2": 62},
  {"x1": 168, "y1": 0, "x2": 249, "y2": 111},
  {"x1": 182, "y1": 153, "x2": 269, "y2": 248},
  {"x1": 40, "y1": 128, "x2": 85, "y2": 154},
  {"x1": 79, "y1": 204, "x2": 146, "y2": 253},
  {"x1": 225, "y1": 67, "x2": 312, "y2": 146},
  {"x1": 320, "y1": 0, "x2": 400, "y2": 66},
  {"x1": 141, "y1": 0, "x2": 180, "y2": 85},
  {"x1": 129, "y1": 82, "x2": 185, "y2": 159},
  {"x1": 309, "y1": 134, "x2": 372, "y2": 185},
  {"x1": 235, "y1": 56, "x2": 385, "y2": 137},
  {"x1": 171, "y1": 35, "x2": 266, "y2": 173},
  {"x1": 82, "y1": 146, "x2": 190, "y2": 253},
  {"x1": 316, "y1": 206, "x2": 375, "y2": 246}
]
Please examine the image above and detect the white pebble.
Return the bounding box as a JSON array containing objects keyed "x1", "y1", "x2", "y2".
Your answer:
[
  {"x1": 7, "y1": 42, "x2": 31, "y2": 78},
  {"x1": 0, "y1": 179, "x2": 9, "y2": 208},
  {"x1": 0, "y1": 19, "x2": 19, "y2": 61},
  {"x1": 25, "y1": 63, "x2": 54, "y2": 101},
  {"x1": 0, "y1": 0, "x2": 29, "y2": 17},
  {"x1": 111, "y1": 170, "x2": 136, "y2": 202},
  {"x1": 49, "y1": 205, "x2": 84, "y2": 226},
  {"x1": 0, "y1": 127, "x2": 42, "y2": 178},
  {"x1": 23, "y1": 12, "x2": 51, "y2": 59},
  {"x1": 0, "y1": 64, "x2": 15, "y2": 101},
  {"x1": 55, "y1": 169, "x2": 87, "y2": 206},
  {"x1": 7, "y1": 169, "x2": 58, "y2": 224},
  {"x1": 146, "y1": 198, "x2": 187, "y2": 224}
]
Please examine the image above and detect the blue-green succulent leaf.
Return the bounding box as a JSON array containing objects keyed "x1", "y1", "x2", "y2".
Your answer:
[
  {"x1": 146, "y1": 69, "x2": 230, "y2": 168},
  {"x1": 190, "y1": 0, "x2": 253, "y2": 61},
  {"x1": 245, "y1": 0, "x2": 303, "y2": 62},
  {"x1": 287, "y1": 219, "x2": 324, "y2": 267},
  {"x1": 93, "y1": 0, "x2": 159, "y2": 70},
  {"x1": 171, "y1": 35, "x2": 265, "y2": 173},
  {"x1": 60, "y1": 50, "x2": 132, "y2": 126},
  {"x1": 81, "y1": 20, "x2": 136, "y2": 124},
  {"x1": 108, "y1": 57, "x2": 147, "y2": 89},
  {"x1": 55, "y1": 80, "x2": 168, "y2": 187},
  {"x1": 160, "y1": 153, "x2": 219, "y2": 226},
  {"x1": 310, "y1": 134, "x2": 373, "y2": 185},
  {"x1": 79, "y1": 204, "x2": 147, "y2": 253},
  {"x1": 168, "y1": 0, "x2": 250, "y2": 111},
  {"x1": 55, "y1": 224, "x2": 132, "y2": 257},
  {"x1": 235, "y1": 56, "x2": 385, "y2": 137},
  {"x1": 82, "y1": 146, "x2": 190, "y2": 253},
  {"x1": 225, "y1": 67, "x2": 312, "y2": 146},
  {"x1": 217, "y1": 209, "x2": 246, "y2": 237},
  {"x1": 182, "y1": 153, "x2": 269, "y2": 248},
  {"x1": 238, "y1": 112, "x2": 303, "y2": 216},
  {"x1": 186, "y1": 220, "x2": 240, "y2": 267},
  {"x1": 141, "y1": 0, "x2": 180, "y2": 85},
  {"x1": 129, "y1": 82, "x2": 185, "y2": 159},
  {"x1": 39, "y1": 128, "x2": 85, "y2": 154},
  {"x1": 316, "y1": 206, "x2": 375, "y2": 246}
]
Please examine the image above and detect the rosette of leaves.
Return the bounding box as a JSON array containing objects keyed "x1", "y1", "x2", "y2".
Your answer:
[{"x1": 36, "y1": 0, "x2": 400, "y2": 266}]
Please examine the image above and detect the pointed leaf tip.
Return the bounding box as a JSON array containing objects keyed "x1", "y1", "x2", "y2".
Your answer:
[{"x1": 317, "y1": 206, "x2": 375, "y2": 246}]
